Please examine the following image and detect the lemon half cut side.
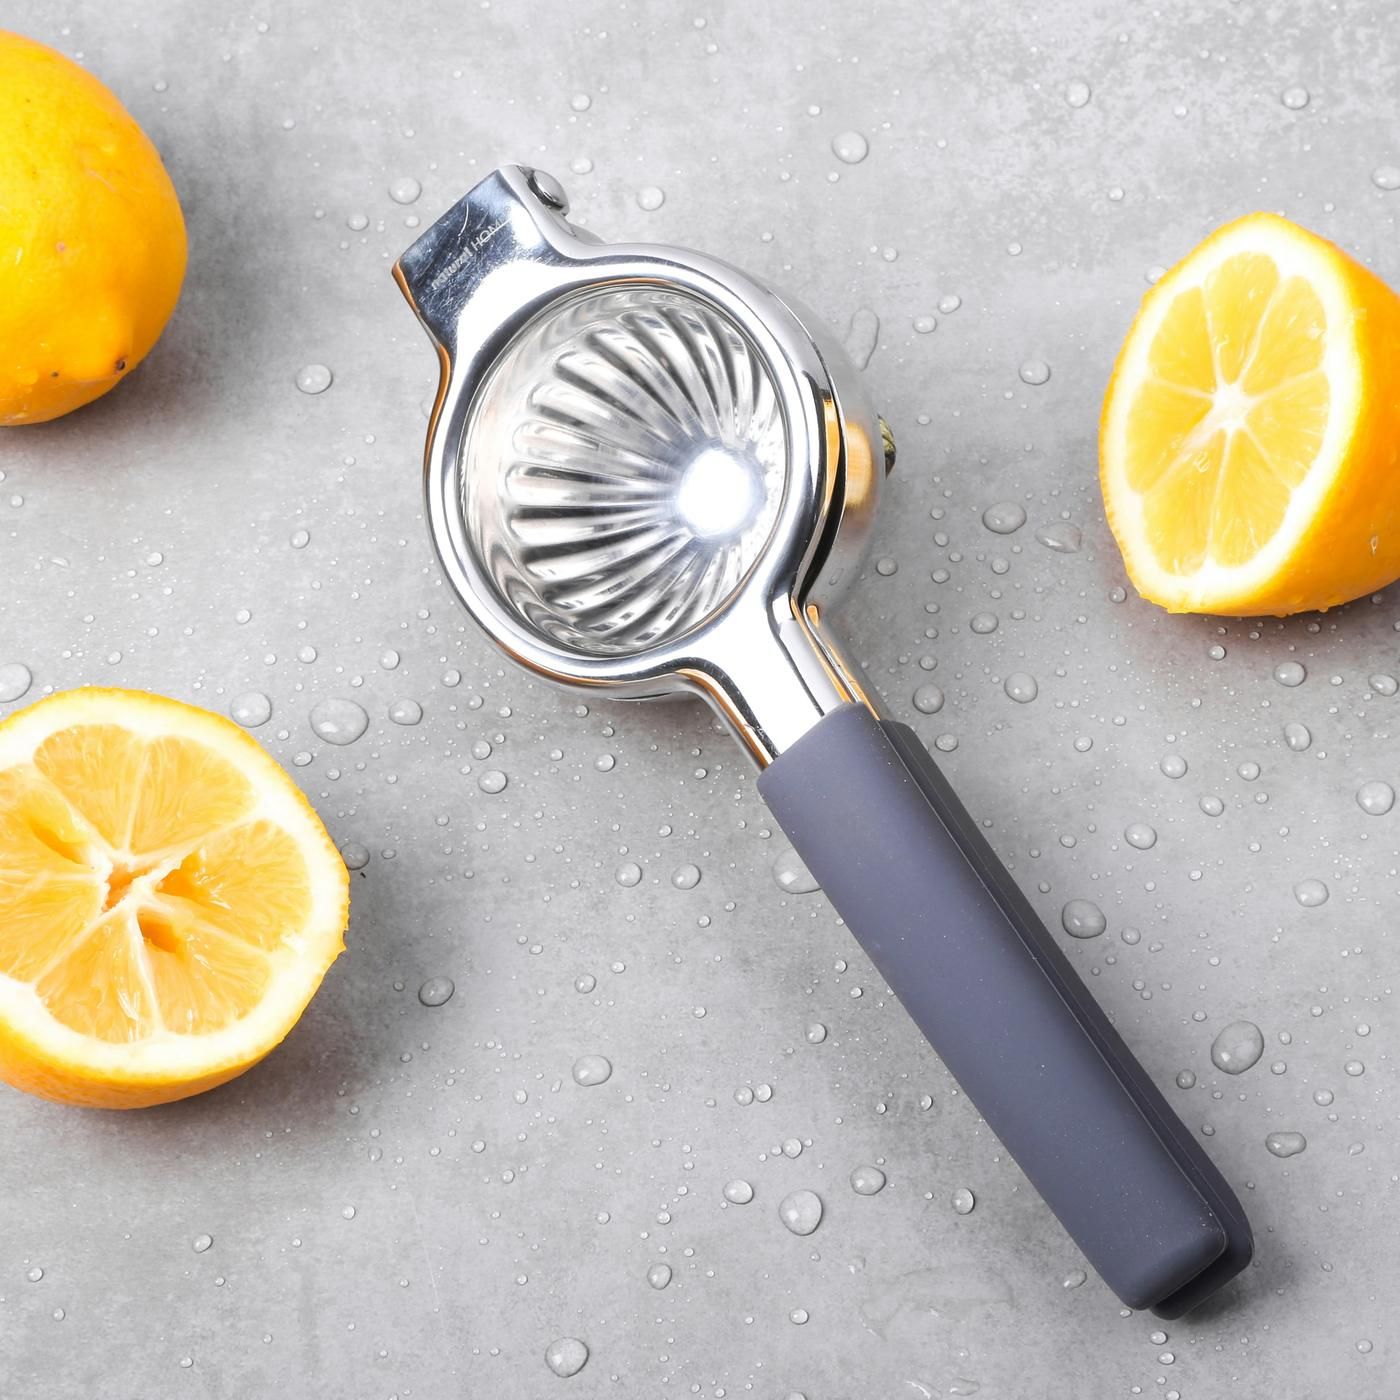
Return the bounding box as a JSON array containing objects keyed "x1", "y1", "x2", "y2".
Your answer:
[
  {"x1": 1101, "y1": 212, "x2": 1400, "y2": 616},
  {"x1": 0, "y1": 688, "x2": 348, "y2": 1108}
]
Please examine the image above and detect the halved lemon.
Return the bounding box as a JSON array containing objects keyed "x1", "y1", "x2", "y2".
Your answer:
[
  {"x1": 0, "y1": 688, "x2": 348, "y2": 1108},
  {"x1": 1100, "y1": 212, "x2": 1400, "y2": 615}
]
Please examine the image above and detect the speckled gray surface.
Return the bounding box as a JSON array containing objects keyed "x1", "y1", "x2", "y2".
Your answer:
[{"x1": 3, "y1": 2, "x2": 1399, "y2": 1396}]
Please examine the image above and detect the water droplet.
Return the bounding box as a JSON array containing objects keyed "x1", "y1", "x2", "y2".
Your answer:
[
  {"x1": 309, "y1": 697, "x2": 369, "y2": 745},
  {"x1": 1273, "y1": 660, "x2": 1307, "y2": 687},
  {"x1": 671, "y1": 863, "x2": 701, "y2": 890},
  {"x1": 1346, "y1": 1059, "x2": 1366, "y2": 1076},
  {"x1": 1293, "y1": 878, "x2": 1329, "y2": 907},
  {"x1": 1357, "y1": 780, "x2": 1395, "y2": 815},
  {"x1": 1018, "y1": 359, "x2": 1051, "y2": 386},
  {"x1": 229, "y1": 691, "x2": 272, "y2": 728},
  {"x1": 850, "y1": 1165, "x2": 887, "y2": 1195},
  {"x1": 805, "y1": 1022, "x2": 828, "y2": 1044},
  {"x1": 1210, "y1": 1020, "x2": 1264, "y2": 1075},
  {"x1": 831, "y1": 129, "x2": 869, "y2": 163},
  {"x1": 388, "y1": 698, "x2": 423, "y2": 726},
  {"x1": 1369, "y1": 672, "x2": 1398, "y2": 696},
  {"x1": 340, "y1": 841, "x2": 370, "y2": 871},
  {"x1": 388, "y1": 175, "x2": 422, "y2": 204},
  {"x1": 295, "y1": 363, "x2": 333, "y2": 394},
  {"x1": 1035, "y1": 521, "x2": 1081, "y2": 552},
  {"x1": 26, "y1": 1267, "x2": 43, "y2": 1282},
  {"x1": 1160, "y1": 753, "x2": 1188, "y2": 779},
  {"x1": 544, "y1": 1337, "x2": 589, "y2": 1378},
  {"x1": 875, "y1": 556, "x2": 899, "y2": 576},
  {"x1": 1281, "y1": 85, "x2": 1310, "y2": 109},
  {"x1": 844, "y1": 308, "x2": 880, "y2": 370},
  {"x1": 572, "y1": 1054, "x2": 613, "y2": 1086},
  {"x1": 0, "y1": 662, "x2": 33, "y2": 702},
  {"x1": 913, "y1": 314, "x2": 937, "y2": 333},
  {"x1": 1061, "y1": 899, "x2": 1106, "y2": 938},
  {"x1": 289, "y1": 527, "x2": 311, "y2": 549},
  {"x1": 341, "y1": 1205, "x2": 356, "y2": 1220},
  {"x1": 1372, "y1": 164, "x2": 1400, "y2": 191},
  {"x1": 1004, "y1": 672, "x2": 1038, "y2": 704},
  {"x1": 1283, "y1": 721, "x2": 1312, "y2": 751},
  {"x1": 636, "y1": 185, "x2": 665, "y2": 211},
  {"x1": 1065, "y1": 79, "x2": 1092, "y2": 107},
  {"x1": 1124, "y1": 822, "x2": 1157, "y2": 849},
  {"x1": 594, "y1": 753, "x2": 616, "y2": 773},
  {"x1": 478, "y1": 769, "x2": 508, "y2": 794},
  {"x1": 772, "y1": 847, "x2": 819, "y2": 894},
  {"x1": 574, "y1": 973, "x2": 596, "y2": 993},
  {"x1": 647, "y1": 1262, "x2": 672, "y2": 1289},
  {"x1": 723, "y1": 1179, "x2": 755, "y2": 1205},
  {"x1": 951, "y1": 1187, "x2": 976, "y2": 1215},
  {"x1": 418, "y1": 976, "x2": 455, "y2": 1007},
  {"x1": 192, "y1": 1233, "x2": 213, "y2": 1253},
  {"x1": 1176, "y1": 1069, "x2": 1197, "y2": 1089},
  {"x1": 969, "y1": 611, "x2": 998, "y2": 635},
  {"x1": 778, "y1": 1189, "x2": 823, "y2": 1235},
  {"x1": 615, "y1": 861, "x2": 642, "y2": 887},
  {"x1": 938, "y1": 292, "x2": 962, "y2": 314},
  {"x1": 1265, "y1": 1130, "x2": 1307, "y2": 1158},
  {"x1": 981, "y1": 501, "x2": 1027, "y2": 534},
  {"x1": 912, "y1": 684, "x2": 945, "y2": 715}
]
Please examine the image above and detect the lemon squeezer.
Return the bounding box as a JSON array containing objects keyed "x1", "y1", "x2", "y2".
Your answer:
[{"x1": 394, "y1": 165, "x2": 1252, "y2": 1316}]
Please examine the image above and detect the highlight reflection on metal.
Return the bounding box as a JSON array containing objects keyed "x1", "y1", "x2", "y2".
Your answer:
[
  {"x1": 394, "y1": 164, "x2": 887, "y2": 764},
  {"x1": 464, "y1": 286, "x2": 786, "y2": 656}
]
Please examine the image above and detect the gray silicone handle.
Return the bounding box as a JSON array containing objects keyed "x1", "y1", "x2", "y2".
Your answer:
[{"x1": 757, "y1": 703, "x2": 1252, "y2": 1316}]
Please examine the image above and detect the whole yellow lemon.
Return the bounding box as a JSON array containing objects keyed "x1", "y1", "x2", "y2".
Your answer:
[{"x1": 0, "y1": 31, "x2": 186, "y2": 426}]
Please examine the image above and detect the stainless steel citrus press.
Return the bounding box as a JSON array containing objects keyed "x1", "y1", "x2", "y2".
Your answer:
[{"x1": 394, "y1": 164, "x2": 1252, "y2": 1316}]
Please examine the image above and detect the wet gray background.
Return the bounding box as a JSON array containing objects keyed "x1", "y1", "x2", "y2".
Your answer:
[{"x1": 2, "y1": 1, "x2": 1398, "y2": 1396}]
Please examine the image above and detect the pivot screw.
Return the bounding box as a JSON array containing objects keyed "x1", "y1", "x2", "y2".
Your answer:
[
  {"x1": 879, "y1": 417, "x2": 896, "y2": 475},
  {"x1": 525, "y1": 168, "x2": 570, "y2": 214}
]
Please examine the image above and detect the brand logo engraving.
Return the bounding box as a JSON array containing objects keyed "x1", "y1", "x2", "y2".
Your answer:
[{"x1": 430, "y1": 215, "x2": 509, "y2": 291}]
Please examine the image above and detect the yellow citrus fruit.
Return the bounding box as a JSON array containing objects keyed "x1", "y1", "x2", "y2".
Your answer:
[
  {"x1": 1100, "y1": 212, "x2": 1400, "y2": 615},
  {"x1": 0, "y1": 689, "x2": 349, "y2": 1108},
  {"x1": 0, "y1": 30, "x2": 187, "y2": 426}
]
